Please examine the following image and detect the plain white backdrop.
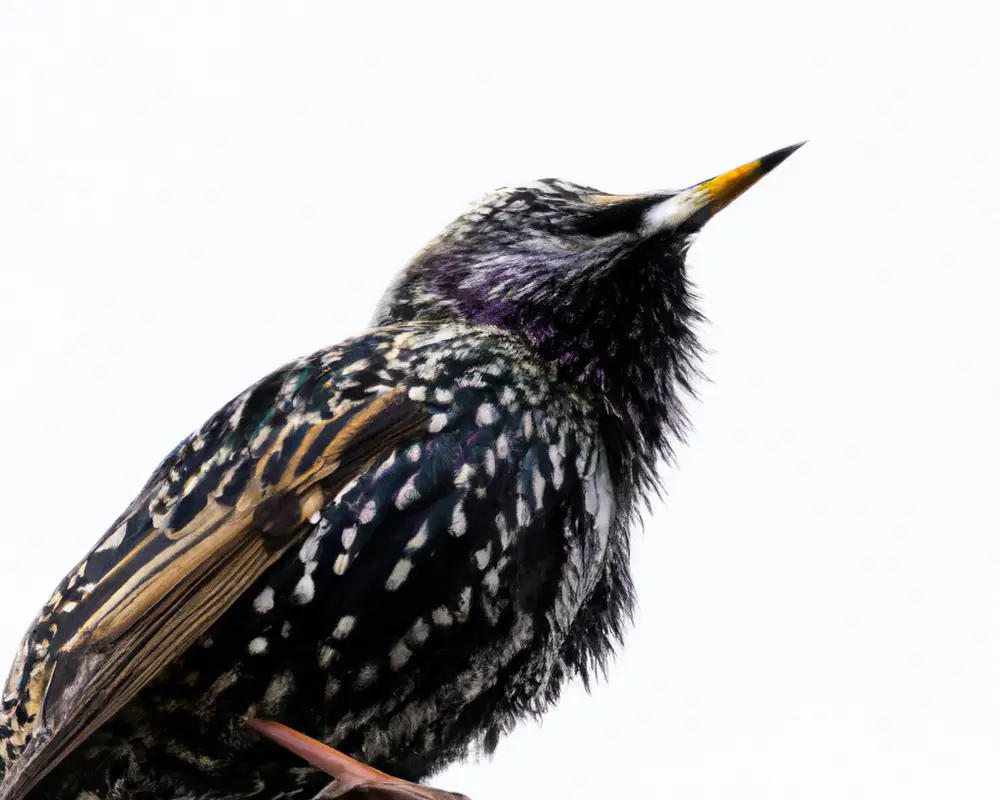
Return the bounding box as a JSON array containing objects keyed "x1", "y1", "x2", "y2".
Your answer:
[{"x1": 1, "y1": 2, "x2": 998, "y2": 798}]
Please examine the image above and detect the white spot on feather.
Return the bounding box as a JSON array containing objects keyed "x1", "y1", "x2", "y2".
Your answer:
[
  {"x1": 396, "y1": 475, "x2": 420, "y2": 509},
  {"x1": 389, "y1": 641, "x2": 413, "y2": 671},
  {"x1": 375, "y1": 450, "x2": 397, "y2": 478},
  {"x1": 407, "y1": 617, "x2": 431, "y2": 645},
  {"x1": 96, "y1": 521, "x2": 126, "y2": 553},
  {"x1": 354, "y1": 663, "x2": 379, "y2": 689},
  {"x1": 299, "y1": 531, "x2": 320, "y2": 563},
  {"x1": 549, "y1": 444, "x2": 564, "y2": 489},
  {"x1": 262, "y1": 670, "x2": 295, "y2": 713},
  {"x1": 342, "y1": 358, "x2": 369, "y2": 375},
  {"x1": 427, "y1": 327, "x2": 459, "y2": 345},
  {"x1": 228, "y1": 392, "x2": 250, "y2": 428},
  {"x1": 533, "y1": 465, "x2": 546, "y2": 508},
  {"x1": 253, "y1": 586, "x2": 275, "y2": 614},
  {"x1": 476, "y1": 404, "x2": 496, "y2": 426},
  {"x1": 333, "y1": 615, "x2": 356, "y2": 640},
  {"x1": 483, "y1": 567, "x2": 500, "y2": 595},
  {"x1": 456, "y1": 587, "x2": 473, "y2": 623},
  {"x1": 495, "y1": 513, "x2": 512, "y2": 548},
  {"x1": 585, "y1": 480, "x2": 599, "y2": 517},
  {"x1": 386, "y1": 559, "x2": 412, "y2": 591},
  {"x1": 293, "y1": 575, "x2": 315, "y2": 605},
  {"x1": 248, "y1": 637, "x2": 268, "y2": 655},
  {"x1": 517, "y1": 497, "x2": 531, "y2": 526},
  {"x1": 318, "y1": 645, "x2": 336, "y2": 668},
  {"x1": 432, "y1": 606, "x2": 453, "y2": 627},
  {"x1": 474, "y1": 543, "x2": 492, "y2": 570},
  {"x1": 429, "y1": 413, "x2": 449, "y2": 433},
  {"x1": 450, "y1": 503, "x2": 467, "y2": 537},
  {"x1": 455, "y1": 463, "x2": 476, "y2": 488},
  {"x1": 341, "y1": 526, "x2": 357, "y2": 549},
  {"x1": 333, "y1": 477, "x2": 359, "y2": 504},
  {"x1": 406, "y1": 522, "x2": 429, "y2": 551}
]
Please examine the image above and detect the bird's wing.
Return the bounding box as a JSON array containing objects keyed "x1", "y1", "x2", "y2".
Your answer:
[{"x1": 0, "y1": 347, "x2": 429, "y2": 800}]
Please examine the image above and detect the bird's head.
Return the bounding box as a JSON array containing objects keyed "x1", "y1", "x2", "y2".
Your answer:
[{"x1": 374, "y1": 144, "x2": 803, "y2": 477}]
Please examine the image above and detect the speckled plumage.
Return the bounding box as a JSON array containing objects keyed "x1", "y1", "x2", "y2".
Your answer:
[{"x1": 0, "y1": 145, "x2": 800, "y2": 799}]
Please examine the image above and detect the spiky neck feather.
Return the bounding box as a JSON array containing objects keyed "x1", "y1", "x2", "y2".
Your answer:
[{"x1": 379, "y1": 238, "x2": 703, "y2": 495}]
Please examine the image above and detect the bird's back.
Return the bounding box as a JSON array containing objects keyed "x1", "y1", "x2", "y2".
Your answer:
[{"x1": 2, "y1": 321, "x2": 627, "y2": 799}]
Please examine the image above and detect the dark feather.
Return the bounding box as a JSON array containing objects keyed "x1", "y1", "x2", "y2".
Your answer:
[{"x1": 0, "y1": 358, "x2": 428, "y2": 799}]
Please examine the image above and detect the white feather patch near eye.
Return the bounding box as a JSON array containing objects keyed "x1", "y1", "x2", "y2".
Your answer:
[{"x1": 640, "y1": 187, "x2": 710, "y2": 235}]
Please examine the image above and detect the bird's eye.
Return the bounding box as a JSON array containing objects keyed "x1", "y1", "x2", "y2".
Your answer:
[{"x1": 578, "y1": 196, "x2": 656, "y2": 237}]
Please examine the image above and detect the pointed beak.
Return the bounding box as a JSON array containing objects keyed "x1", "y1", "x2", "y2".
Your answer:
[
  {"x1": 642, "y1": 141, "x2": 805, "y2": 235},
  {"x1": 247, "y1": 719, "x2": 470, "y2": 799}
]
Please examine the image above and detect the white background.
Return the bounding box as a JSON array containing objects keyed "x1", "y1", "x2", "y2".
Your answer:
[{"x1": 1, "y1": 2, "x2": 998, "y2": 798}]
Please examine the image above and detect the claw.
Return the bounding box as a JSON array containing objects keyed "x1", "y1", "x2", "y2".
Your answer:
[{"x1": 247, "y1": 719, "x2": 470, "y2": 799}]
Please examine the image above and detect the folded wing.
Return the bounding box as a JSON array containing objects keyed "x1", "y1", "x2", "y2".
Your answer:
[{"x1": 0, "y1": 350, "x2": 429, "y2": 800}]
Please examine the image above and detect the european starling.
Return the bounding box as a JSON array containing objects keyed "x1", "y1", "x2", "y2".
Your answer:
[{"x1": 0, "y1": 144, "x2": 801, "y2": 800}]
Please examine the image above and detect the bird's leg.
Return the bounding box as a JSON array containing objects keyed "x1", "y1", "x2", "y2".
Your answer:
[{"x1": 246, "y1": 719, "x2": 470, "y2": 800}]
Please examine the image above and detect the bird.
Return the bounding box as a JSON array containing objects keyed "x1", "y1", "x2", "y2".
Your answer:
[{"x1": 0, "y1": 143, "x2": 802, "y2": 800}]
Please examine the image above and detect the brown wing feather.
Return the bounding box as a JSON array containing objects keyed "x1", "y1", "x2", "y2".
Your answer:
[{"x1": 0, "y1": 387, "x2": 427, "y2": 800}]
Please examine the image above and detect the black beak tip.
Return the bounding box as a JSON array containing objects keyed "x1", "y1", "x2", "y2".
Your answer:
[{"x1": 759, "y1": 141, "x2": 807, "y2": 174}]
